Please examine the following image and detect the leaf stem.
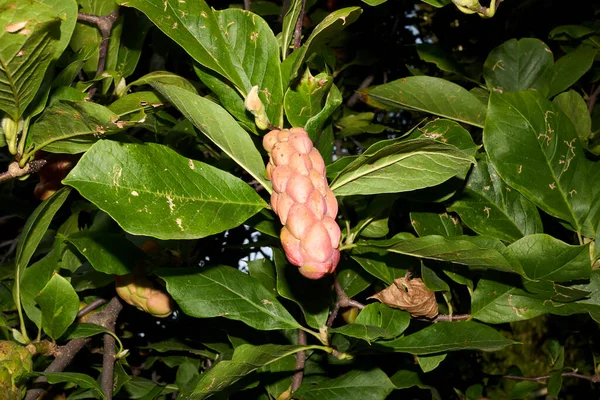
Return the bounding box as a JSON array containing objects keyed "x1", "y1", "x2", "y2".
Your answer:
[
  {"x1": 504, "y1": 371, "x2": 600, "y2": 383},
  {"x1": 327, "y1": 274, "x2": 366, "y2": 328}
]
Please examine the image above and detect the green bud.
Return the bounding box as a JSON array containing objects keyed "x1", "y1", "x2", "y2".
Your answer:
[{"x1": 1, "y1": 116, "x2": 20, "y2": 155}]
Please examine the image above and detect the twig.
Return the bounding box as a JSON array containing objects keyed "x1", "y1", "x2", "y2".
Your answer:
[
  {"x1": 347, "y1": 75, "x2": 374, "y2": 108},
  {"x1": 429, "y1": 313, "x2": 472, "y2": 322},
  {"x1": 505, "y1": 371, "x2": 600, "y2": 383},
  {"x1": 587, "y1": 84, "x2": 600, "y2": 115},
  {"x1": 25, "y1": 297, "x2": 123, "y2": 400},
  {"x1": 101, "y1": 334, "x2": 117, "y2": 398},
  {"x1": 77, "y1": 9, "x2": 120, "y2": 98},
  {"x1": 293, "y1": 0, "x2": 306, "y2": 50},
  {"x1": 0, "y1": 160, "x2": 47, "y2": 184},
  {"x1": 243, "y1": 0, "x2": 251, "y2": 11},
  {"x1": 326, "y1": 275, "x2": 366, "y2": 328},
  {"x1": 77, "y1": 298, "x2": 108, "y2": 319},
  {"x1": 291, "y1": 330, "x2": 307, "y2": 392}
]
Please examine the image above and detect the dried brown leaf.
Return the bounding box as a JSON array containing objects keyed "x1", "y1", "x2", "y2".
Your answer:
[{"x1": 368, "y1": 277, "x2": 438, "y2": 318}]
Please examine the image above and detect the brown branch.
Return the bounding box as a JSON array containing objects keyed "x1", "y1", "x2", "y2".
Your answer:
[
  {"x1": 290, "y1": 330, "x2": 307, "y2": 392},
  {"x1": 25, "y1": 297, "x2": 123, "y2": 400},
  {"x1": 429, "y1": 313, "x2": 472, "y2": 322},
  {"x1": 77, "y1": 9, "x2": 120, "y2": 98},
  {"x1": 293, "y1": 0, "x2": 306, "y2": 50},
  {"x1": 101, "y1": 334, "x2": 117, "y2": 399},
  {"x1": 505, "y1": 371, "x2": 600, "y2": 383},
  {"x1": 77, "y1": 298, "x2": 107, "y2": 319},
  {"x1": 0, "y1": 160, "x2": 47, "y2": 184},
  {"x1": 243, "y1": 0, "x2": 251, "y2": 11},
  {"x1": 326, "y1": 275, "x2": 366, "y2": 328},
  {"x1": 588, "y1": 84, "x2": 600, "y2": 115}
]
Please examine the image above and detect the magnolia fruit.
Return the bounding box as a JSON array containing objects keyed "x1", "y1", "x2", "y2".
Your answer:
[
  {"x1": 115, "y1": 274, "x2": 174, "y2": 318},
  {"x1": 263, "y1": 127, "x2": 341, "y2": 279}
]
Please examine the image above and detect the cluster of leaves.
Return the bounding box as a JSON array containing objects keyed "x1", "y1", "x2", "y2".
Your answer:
[{"x1": 1, "y1": 0, "x2": 600, "y2": 398}]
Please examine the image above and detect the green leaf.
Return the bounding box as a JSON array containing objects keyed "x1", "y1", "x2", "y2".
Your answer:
[
  {"x1": 380, "y1": 321, "x2": 515, "y2": 354},
  {"x1": 420, "y1": 0, "x2": 452, "y2": 6},
  {"x1": 330, "y1": 139, "x2": 474, "y2": 196},
  {"x1": 416, "y1": 44, "x2": 469, "y2": 78},
  {"x1": 116, "y1": 9, "x2": 152, "y2": 79},
  {"x1": 330, "y1": 323, "x2": 391, "y2": 343},
  {"x1": 27, "y1": 100, "x2": 122, "y2": 154},
  {"x1": 336, "y1": 259, "x2": 374, "y2": 298},
  {"x1": 484, "y1": 90, "x2": 599, "y2": 237},
  {"x1": 35, "y1": 273, "x2": 79, "y2": 340},
  {"x1": 306, "y1": 84, "x2": 342, "y2": 155},
  {"x1": 151, "y1": 82, "x2": 272, "y2": 192},
  {"x1": 282, "y1": 7, "x2": 362, "y2": 84},
  {"x1": 215, "y1": 8, "x2": 284, "y2": 126},
  {"x1": 284, "y1": 69, "x2": 332, "y2": 128},
  {"x1": 127, "y1": 71, "x2": 196, "y2": 93},
  {"x1": 190, "y1": 344, "x2": 318, "y2": 399},
  {"x1": 21, "y1": 250, "x2": 59, "y2": 328},
  {"x1": 247, "y1": 257, "x2": 277, "y2": 294},
  {"x1": 417, "y1": 353, "x2": 447, "y2": 373},
  {"x1": 64, "y1": 322, "x2": 112, "y2": 340},
  {"x1": 410, "y1": 207, "x2": 463, "y2": 237},
  {"x1": 548, "y1": 46, "x2": 597, "y2": 97},
  {"x1": 280, "y1": 0, "x2": 302, "y2": 60},
  {"x1": 553, "y1": 90, "x2": 592, "y2": 147},
  {"x1": 0, "y1": 0, "x2": 64, "y2": 119},
  {"x1": 360, "y1": 76, "x2": 487, "y2": 128},
  {"x1": 448, "y1": 155, "x2": 543, "y2": 242},
  {"x1": 351, "y1": 239, "x2": 417, "y2": 285},
  {"x1": 108, "y1": 91, "x2": 164, "y2": 117},
  {"x1": 65, "y1": 231, "x2": 144, "y2": 275},
  {"x1": 359, "y1": 235, "x2": 520, "y2": 274},
  {"x1": 40, "y1": 372, "x2": 105, "y2": 399},
  {"x1": 63, "y1": 140, "x2": 266, "y2": 240},
  {"x1": 118, "y1": 0, "x2": 249, "y2": 93},
  {"x1": 158, "y1": 266, "x2": 302, "y2": 331},
  {"x1": 294, "y1": 368, "x2": 396, "y2": 400},
  {"x1": 507, "y1": 234, "x2": 590, "y2": 282},
  {"x1": 273, "y1": 249, "x2": 331, "y2": 330},
  {"x1": 354, "y1": 303, "x2": 410, "y2": 337},
  {"x1": 421, "y1": 264, "x2": 450, "y2": 292},
  {"x1": 483, "y1": 38, "x2": 554, "y2": 96},
  {"x1": 471, "y1": 273, "x2": 552, "y2": 323}
]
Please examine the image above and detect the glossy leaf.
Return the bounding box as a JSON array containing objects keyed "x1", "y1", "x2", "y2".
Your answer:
[
  {"x1": 35, "y1": 273, "x2": 79, "y2": 340},
  {"x1": 351, "y1": 239, "x2": 418, "y2": 285},
  {"x1": 27, "y1": 101, "x2": 122, "y2": 154},
  {"x1": 116, "y1": 9, "x2": 152, "y2": 79},
  {"x1": 64, "y1": 322, "x2": 112, "y2": 340},
  {"x1": 417, "y1": 353, "x2": 447, "y2": 373},
  {"x1": 158, "y1": 266, "x2": 302, "y2": 331},
  {"x1": 191, "y1": 344, "x2": 318, "y2": 398},
  {"x1": 284, "y1": 69, "x2": 332, "y2": 128},
  {"x1": 21, "y1": 251, "x2": 59, "y2": 328},
  {"x1": 0, "y1": 0, "x2": 62, "y2": 119},
  {"x1": 483, "y1": 38, "x2": 554, "y2": 96},
  {"x1": 151, "y1": 82, "x2": 272, "y2": 192},
  {"x1": 421, "y1": 264, "x2": 450, "y2": 292},
  {"x1": 273, "y1": 249, "x2": 331, "y2": 330},
  {"x1": 336, "y1": 259, "x2": 375, "y2": 298},
  {"x1": 330, "y1": 139, "x2": 474, "y2": 196},
  {"x1": 127, "y1": 71, "x2": 196, "y2": 93},
  {"x1": 294, "y1": 368, "x2": 396, "y2": 400},
  {"x1": 280, "y1": 0, "x2": 302, "y2": 59},
  {"x1": 247, "y1": 257, "x2": 277, "y2": 294},
  {"x1": 484, "y1": 90, "x2": 600, "y2": 237},
  {"x1": 40, "y1": 372, "x2": 105, "y2": 399},
  {"x1": 354, "y1": 303, "x2": 410, "y2": 337},
  {"x1": 66, "y1": 231, "x2": 144, "y2": 275},
  {"x1": 330, "y1": 323, "x2": 391, "y2": 342},
  {"x1": 64, "y1": 141, "x2": 266, "y2": 240},
  {"x1": 360, "y1": 76, "x2": 487, "y2": 128},
  {"x1": 553, "y1": 90, "x2": 592, "y2": 147},
  {"x1": 548, "y1": 46, "x2": 597, "y2": 97},
  {"x1": 449, "y1": 155, "x2": 543, "y2": 242},
  {"x1": 380, "y1": 321, "x2": 515, "y2": 354},
  {"x1": 507, "y1": 234, "x2": 590, "y2": 282},
  {"x1": 119, "y1": 0, "x2": 249, "y2": 93},
  {"x1": 410, "y1": 207, "x2": 463, "y2": 237}
]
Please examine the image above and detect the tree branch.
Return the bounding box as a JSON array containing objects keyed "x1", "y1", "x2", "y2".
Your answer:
[
  {"x1": 290, "y1": 329, "x2": 307, "y2": 392},
  {"x1": 25, "y1": 297, "x2": 123, "y2": 400},
  {"x1": 293, "y1": 0, "x2": 307, "y2": 50},
  {"x1": 0, "y1": 160, "x2": 47, "y2": 184},
  {"x1": 77, "y1": 298, "x2": 108, "y2": 319},
  {"x1": 429, "y1": 313, "x2": 472, "y2": 322},
  {"x1": 587, "y1": 84, "x2": 600, "y2": 115},
  {"x1": 327, "y1": 275, "x2": 366, "y2": 328},
  {"x1": 77, "y1": 9, "x2": 120, "y2": 98},
  {"x1": 505, "y1": 371, "x2": 600, "y2": 383}
]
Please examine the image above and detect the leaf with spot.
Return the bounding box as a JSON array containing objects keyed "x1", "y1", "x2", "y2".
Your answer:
[
  {"x1": 26, "y1": 100, "x2": 123, "y2": 154},
  {"x1": 410, "y1": 205, "x2": 463, "y2": 237},
  {"x1": 158, "y1": 265, "x2": 302, "y2": 331},
  {"x1": 0, "y1": 0, "x2": 65, "y2": 119},
  {"x1": 484, "y1": 90, "x2": 600, "y2": 237},
  {"x1": 379, "y1": 321, "x2": 516, "y2": 354},
  {"x1": 294, "y1": 369, "x2": 396, "y2": 400},
  {"x1": 330, "y1": 139, "x2": 475, "y2": 196},
  {"x1": 360, "y1": 76, "x2": 487, "y2": 128},
  {"x1": 35, "y1": 273, "x2": 80, "y2": 340},
  {"x1": 483, "y1": 38, "x2": 554, "y2": 96},
  {"x1": 63, "y1": 141, "x2": 266, "y2": 240},
  {"x1": 449, "y1": 154, "x2": 543, "y2": 242},
  {"x1": 152, "y1": 82, "x2": 271, "y2": 192}
]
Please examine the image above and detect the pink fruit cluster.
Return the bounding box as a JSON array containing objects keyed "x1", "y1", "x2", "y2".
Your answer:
[{"x1": 263, "y1": 127, "x2": 341, "y2": 279}]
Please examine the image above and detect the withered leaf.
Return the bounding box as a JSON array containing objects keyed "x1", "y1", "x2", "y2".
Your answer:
[{"x1": 368, "y1": 277, "x2": 438, "y2": 318}]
